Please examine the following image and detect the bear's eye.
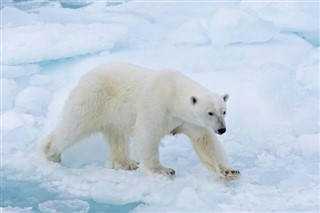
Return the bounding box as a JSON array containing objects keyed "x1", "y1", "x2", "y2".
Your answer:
[
  {"x1": 208, "y1": 112, "x2": 214, "y2": 116},
  {"x1": 190, "y1": 96, "x2": 197, "y2": 105},
  {"x1": 223, "y1": 111, "x2": 226, "y2": 115}
]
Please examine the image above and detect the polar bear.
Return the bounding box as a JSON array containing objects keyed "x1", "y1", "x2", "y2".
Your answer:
[{"x1": 42, "y1": 62, "x2": 240, "y2": 179}]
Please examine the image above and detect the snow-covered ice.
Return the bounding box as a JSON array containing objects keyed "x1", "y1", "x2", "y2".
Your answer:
[
  {"x1": 1, "y1": 1, "x2": 319, "y2": 212},
  {"x1": 240, "y1": 2, "x2": 320, "y2": 46},
  {"x1": 2, "y1": 23, "x2": 127, "y2": 65},
  {"x1": 208, "y1": 8, "x2": 278, "y2": 45},
  {"x1": 15, "y1": 86, "x2": 52, "y2": 116},
  {"x1": 167, "y1": 19, "x2": 210, "y2": 46},
  {"x1": 2, "y1": 64, "x2": 40, "y2": 79}
]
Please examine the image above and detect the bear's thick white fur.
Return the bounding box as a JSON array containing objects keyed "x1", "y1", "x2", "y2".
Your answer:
[{"x1": 42, "y1": 62, "x2": 240, "y2": 179}]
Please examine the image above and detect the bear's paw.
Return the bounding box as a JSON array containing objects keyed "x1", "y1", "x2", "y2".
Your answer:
[{"x1": 46, "y1": 153, "x2": 61, "y2": 163}]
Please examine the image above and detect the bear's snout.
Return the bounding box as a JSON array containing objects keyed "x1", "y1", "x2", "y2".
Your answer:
[{"x1": 217, "y1": 128, "x2": 226, "y2": 135}]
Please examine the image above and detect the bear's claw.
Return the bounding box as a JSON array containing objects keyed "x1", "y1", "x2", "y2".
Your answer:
[
  {"x1": 151, "y1": 166, "x2": 176, "y2": 176},
  {"x1": 221, "y1": 169, "x2": 241, "y2": 179},
  {"x1": 162, "y1": 168, "x2": 175, "y2": 176},
  {"x1": 167, "y1": 169, "x2": 175, "y2": 176},
  {"x1": 126, "y1": 163, "x2": 139, "y2": 170}
]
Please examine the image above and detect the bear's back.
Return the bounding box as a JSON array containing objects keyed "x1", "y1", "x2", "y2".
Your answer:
[{"x1": 78, "y1": 62, "x2": 151, "y2": 98}]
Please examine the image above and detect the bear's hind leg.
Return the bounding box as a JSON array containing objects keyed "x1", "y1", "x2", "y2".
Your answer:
[
  {"x1": 42, "y1": 121, "x2": 92, "y2": 163},
  {"x1": 104, "y1": 132, "x2": 138, "y2": 170},
  {"x1": 42, "y1": 133, "x2": 61, "y2": 162}
]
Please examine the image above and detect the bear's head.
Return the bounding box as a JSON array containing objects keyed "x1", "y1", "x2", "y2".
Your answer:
[{"x1": 189, "y1": 93, "x2": 229, "y2": 135}]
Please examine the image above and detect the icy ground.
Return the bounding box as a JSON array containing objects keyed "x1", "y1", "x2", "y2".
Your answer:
[{"x1": 1, "y1": 1, "x2": 319, "y2": 212}]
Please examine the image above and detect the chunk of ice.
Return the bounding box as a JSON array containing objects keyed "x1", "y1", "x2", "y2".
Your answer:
[
  {"x1": 208, "y1": 8, "x2": 278, "y2": 45},
  {"x1": 38, "y1": 200, "x2": 89, "y2": 213},
  {"x1": 1, "y1": 79, "x2": 17, "y2": 111},
  {"x1": 167, "y1": 20, "x2": 209, "y2": 46},
  {"x1": 15, "y1": 86, "x2": 52, "y2": 116}
]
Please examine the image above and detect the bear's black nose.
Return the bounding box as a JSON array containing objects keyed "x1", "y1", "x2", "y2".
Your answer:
[{"x1": 218, "y1": 128, "x2": 226, "y2": 135}]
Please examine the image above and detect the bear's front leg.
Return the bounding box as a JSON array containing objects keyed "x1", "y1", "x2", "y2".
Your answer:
[
  {"x1": 181, "y1": 124, "x2": 240, "y2": 180},
  {"x1": 133, "y1": 130, "x2": 175, "y2": 176},
  {"x1": 133, "y1": 97, "x2": 176, "y2": 176}
]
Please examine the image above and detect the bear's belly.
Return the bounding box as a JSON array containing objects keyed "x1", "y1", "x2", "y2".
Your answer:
[{"x1": 103, "y1": 100, "x2": 137, "y2": 132}]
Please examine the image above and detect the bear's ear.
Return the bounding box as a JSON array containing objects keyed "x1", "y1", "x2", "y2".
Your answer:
[
  {"x1": 222, "y1": 94, "x2": 229, "y2": 102},
  {"x1": 190, "y1": 96, "x2": 197, "y2": 105}
]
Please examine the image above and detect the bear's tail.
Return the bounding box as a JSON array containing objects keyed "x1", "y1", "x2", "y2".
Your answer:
[{"x1": 42, "y1": 133, "x2": 61, "y2": 163}]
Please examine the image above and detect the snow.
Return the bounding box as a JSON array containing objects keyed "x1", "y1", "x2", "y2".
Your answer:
[
  {"x1": 298, "y1": 134, "x2": 320, "y2": 159},
  {"x1": 1, "y1": 1, "x2": 319, "y2": 212},
  {"x1": 1, "y1": 110, "x2": 34, "y2": 135},
  {"x1": 1, "y1": 6, "x2": 38, "y2": 27},
  {"x1": 0, "y1": 206, "x2": 33, "y2": 213},
  {"x1": 296, "y1": 48, "x2": 320, "y2": 96}
]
